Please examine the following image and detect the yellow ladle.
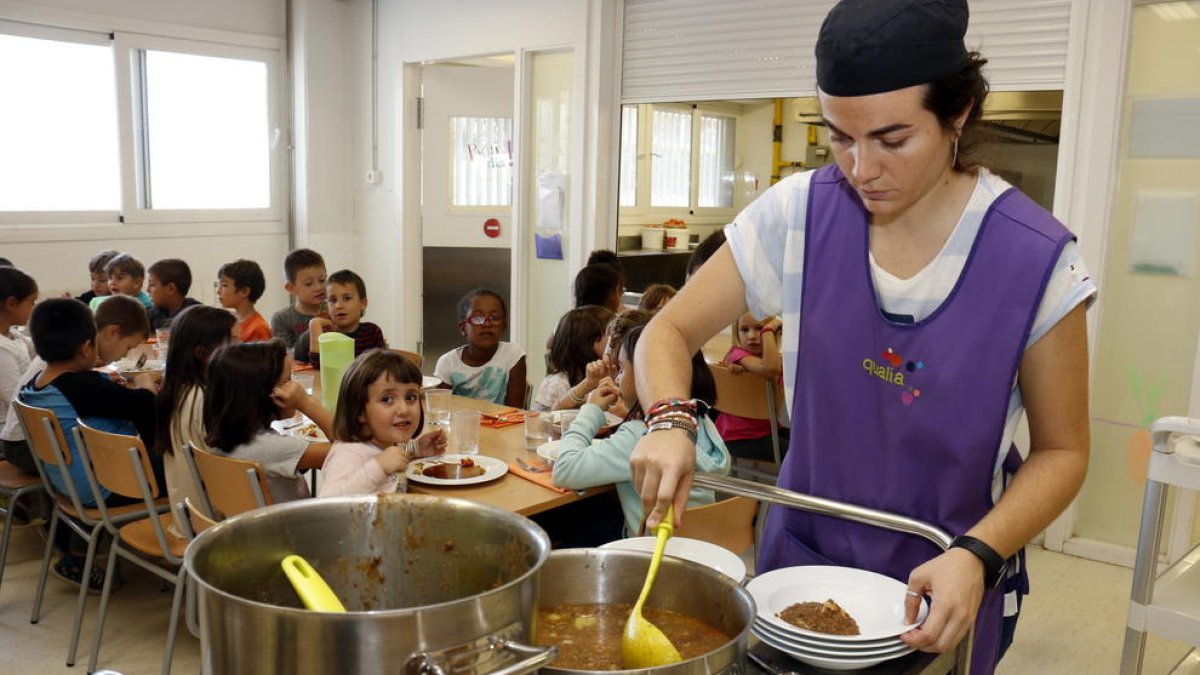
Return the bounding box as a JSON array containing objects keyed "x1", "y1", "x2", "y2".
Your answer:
[
  {"x1": 621, "y1": 504, "x2": 683, "y2": 668},
  {"x1": 281, "y1": 554, "x2": 346, "y2": 612}
]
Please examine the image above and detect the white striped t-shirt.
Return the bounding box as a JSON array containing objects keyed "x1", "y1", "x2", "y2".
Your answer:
[{"x1": 725, "y1": 168, "x2": 1096, "y2": 490}]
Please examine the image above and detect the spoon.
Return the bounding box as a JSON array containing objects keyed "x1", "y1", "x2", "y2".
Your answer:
[
  {"x1": 621, "y1": 504, "x2": 683, "y2": 668},
  {"x1": 281, "y1": 554, "x2": 345, "y2": 612}
]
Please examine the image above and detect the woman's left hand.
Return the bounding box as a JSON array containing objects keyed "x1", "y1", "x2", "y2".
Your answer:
[
  {"x1": 900, "y1": 548, "x2": 985, "y2": 653},
  {"x1": 416, "y1": 427, "x2": 447, "y2": 457}
]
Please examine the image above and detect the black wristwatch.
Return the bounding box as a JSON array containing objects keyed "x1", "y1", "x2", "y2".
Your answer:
[{"x1": 950, "y1": 535, "x2": 1008, "y2": 589}]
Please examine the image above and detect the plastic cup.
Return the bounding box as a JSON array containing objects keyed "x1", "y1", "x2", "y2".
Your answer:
[
  {"x1": 425, "y1": 389, "x2": 452, "y2": 438},
  {"x1": 452, "y1": 410, "x2": 481, "y2": 455},
  {"x1": 155, "y1": 328, "x2": 171, "y2": 351},
  {"x1": 554, "y1": 410, "x2": 578, "y2": 440},
  {"x1": 291, "y1": 372, "x2": 315, "y2": 396},
  {"x1": 525, "y1": 410, "x2": 551, "y2": 450}
]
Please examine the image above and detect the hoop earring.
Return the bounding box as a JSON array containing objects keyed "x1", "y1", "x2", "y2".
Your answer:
[{"x1": 951, "y1": 138, "x2": 959, "y2": 169}]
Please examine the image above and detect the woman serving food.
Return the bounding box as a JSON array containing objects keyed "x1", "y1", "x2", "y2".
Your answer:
[{"x1": 629, "y1": 1, "x2": 1095, "y2": 673}]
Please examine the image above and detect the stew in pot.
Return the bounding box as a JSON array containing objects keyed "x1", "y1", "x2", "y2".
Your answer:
[{"x1": 536, "y1": 603, "x2": 730, "y2": 670}]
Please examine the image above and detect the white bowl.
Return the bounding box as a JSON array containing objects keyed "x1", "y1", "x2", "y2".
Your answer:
[
  {"x1": 747, "y1": 566, "x2": 927, "y2": 642},
  {"x1": 599, "y1": 536, "x2": 747, "y2": 583},
  {"x1": 753, "y1": 618, "x2": 906, "y2": 653},
  {"x1": 536, "y1": 440, "x2": 561, "y2": 465},
  {"x1": 752, "y1": 625, "x2": 914, "y2": 671}
]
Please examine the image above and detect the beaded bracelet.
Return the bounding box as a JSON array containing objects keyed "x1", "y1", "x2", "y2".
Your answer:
[{"x1": 567, "y1": 386, "x2": 586, "y2": 404}]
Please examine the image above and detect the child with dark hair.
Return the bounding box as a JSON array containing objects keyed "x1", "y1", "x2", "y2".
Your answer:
[
  {"x1": 146, "y1": 258, "x2": 200, "y2": 331},
  {"x1": 153, "y1": 305, "x2": 237, "y2": 525},
  {"x1": 318, "y1": 351, "x2": 447, "y2": 496},
  {"x1": 573, "y1": 264, "x2": 624, "y2": 312},
  {"x1": 18, "y1": 298, "x2": 164, "y2": 588},
  {"x1": 204, "y1": 340, "x2": 332, "y2": 502},
  {"x1": 271, "y1": 248, "x2": 328, "y2": 348},
  {"x1": 0, "y1": 267, "x2": 38, "y2": 472},
  {"x1": 552, "y1": 324, "x2": 730, "y2": 537},
  {"x1": 3, "y1": 296, "x2": 150, "y2": 481},
  {"x1": 294, "y1": 269, "x2": 387, "y2": 364},
  {"x1": 76, "y1": 249, "x2": 118, "y2": 305},
  {"x1": 89, "y1": 253, "x2": 153, "y2": 311},
  {"x1": 433, "y1": 288, "x2": 526, "y2": 407},
  {"x1": 531, "y1": 305, "x2": 614, "y2": 412},
  {"x1": 217, "y1": 259, "x2": 271, "y2": 343}
]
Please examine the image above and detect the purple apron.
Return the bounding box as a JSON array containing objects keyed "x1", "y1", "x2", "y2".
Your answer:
[{"x1": 758, "y1": 165, "x2": 1071, "y2": 674}]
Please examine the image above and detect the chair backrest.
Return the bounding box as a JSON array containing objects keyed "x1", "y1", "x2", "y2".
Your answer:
[
  {"x1": 75, "y1": 423, "x2": 160, "y2": 502},
  {"x1": 13, "y1": 400, "x2": 73, "y2": 469},
  {"x1": 678, "y1": 496, "x2": 759, "y2": 555},
  {"x1": 184, "y1": 496, "x2": 218, "y2": 534},
  {"x1": 709, "y1": 363, "x2": 772, "y2": 420},
  {"x1": 179, "y1": 442, "x2": 216, "y2": 519},
  {"x1": 392, "y1": 349, "x2": 423, "y2": 369},
  {"x1": 189, "y1": 445, "x2": 273, "y2": 519}
]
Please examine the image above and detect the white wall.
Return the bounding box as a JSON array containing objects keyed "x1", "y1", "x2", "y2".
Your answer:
[{"x1": 0, "y1": 0, "x2": 293, "y2": 315}]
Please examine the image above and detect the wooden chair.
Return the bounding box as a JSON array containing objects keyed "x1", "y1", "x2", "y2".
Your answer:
[
  {"x1": 169, "y1": 497, "x2": 216, "y2": 641},
  {"x1": 709, "y1": 363, "x2": 785, "y2": 483},
  {"x1": 0, "y1": 457, "x2": 45, "y2": 594},
  {"x1": 183, "y1": 496, "x2": 217, "y2": 534},
  {"x1": 186, "y1": 442, "x2": 273, "y2": 520},
  {"x1": 392, "y1": 348, "x2": 423, "y2": 369},
  {"x1": 13, "y1": 401, "x2": 163, "y2": 667},
  {"x1": 677, "y1": 496, "x2": 760, "y2": 557},
  {"x1": 76, "y1": 422, "x2": 188, "y2": 675}
]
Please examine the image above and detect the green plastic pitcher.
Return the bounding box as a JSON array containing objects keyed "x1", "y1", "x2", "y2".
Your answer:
[{"x1": 319, "y1": 332, "x2": 354, "y2": 412}]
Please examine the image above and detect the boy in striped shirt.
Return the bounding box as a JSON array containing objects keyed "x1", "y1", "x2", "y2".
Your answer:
[{"x1": 293, "y1": 269, "x2": 387, "y2": 364}]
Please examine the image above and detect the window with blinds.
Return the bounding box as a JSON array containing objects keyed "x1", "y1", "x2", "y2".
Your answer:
[
  {"x1": 619, "y1": 105, "x2": 639, "y2": 207},
  {"x1": 650, "y1": 107, "x2": 692, "y2": 207},
  {"x1": 451, "y1": 116, "x2": 513, "y2": 207},
  {"x1": 622, "y1": 0, "x2": 1073, "y2": 103}
]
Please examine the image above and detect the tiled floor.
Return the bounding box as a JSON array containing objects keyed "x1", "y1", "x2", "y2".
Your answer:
[{"x1": 0, "y1": 519, "x2": 1197, "y2": 674}]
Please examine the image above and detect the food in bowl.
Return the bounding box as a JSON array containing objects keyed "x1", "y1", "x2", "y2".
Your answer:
[
  {"x1": 535, "y1": 602, "x2": 730, "y2": 670},
  {"x1": 777, "y1": 599, "x2": 860, "y2": 636}
]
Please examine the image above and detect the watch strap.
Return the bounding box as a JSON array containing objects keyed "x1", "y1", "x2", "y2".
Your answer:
[{"x1": 950, "y1": 535, "x2": 1007, "y2": 589}]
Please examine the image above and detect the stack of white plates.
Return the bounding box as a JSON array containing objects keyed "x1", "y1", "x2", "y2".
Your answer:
[{"x1": 745, "y1": 566, "x2": 927, "y2": 671}]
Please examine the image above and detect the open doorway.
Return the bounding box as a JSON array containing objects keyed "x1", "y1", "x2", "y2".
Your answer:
[{"x1": 418, "y1": 56, "x2": 515, "y2": 370}]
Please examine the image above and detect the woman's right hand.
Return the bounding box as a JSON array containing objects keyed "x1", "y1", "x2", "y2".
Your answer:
[
  {"x1": 587, "y1": 377, "x2": 619, "y2": 410},
  {"x1": 631, "y1": 428, "x2": 696, "y2": 529}
]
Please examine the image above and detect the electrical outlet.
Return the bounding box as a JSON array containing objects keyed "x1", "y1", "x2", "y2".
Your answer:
[{"x1": 365, "y1": 170, "x2": 383, "y2": 184}]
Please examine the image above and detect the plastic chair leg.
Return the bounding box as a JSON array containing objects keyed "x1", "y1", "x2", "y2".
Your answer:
[
  {"x1": 30, "y1": 509, "x2": 59, "y2": 624},
  {"x1": 0, "y1": 497, "x2": 14, "y2": 591},
  {"x1": 160, "y1": 569, "x2": 186, "y2": 675}
]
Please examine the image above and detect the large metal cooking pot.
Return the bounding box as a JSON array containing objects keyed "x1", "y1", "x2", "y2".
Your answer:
[
  {"x1": 536, "y1": 548, "x2": 755, "y2": 674},
  {"x1": 184, "y1": 494, "x2": 554, "y2": 675}
]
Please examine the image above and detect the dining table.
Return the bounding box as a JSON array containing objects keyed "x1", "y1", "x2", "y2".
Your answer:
[{"x1": 294, "y1": 362, "x2": 612, "y2": 517}]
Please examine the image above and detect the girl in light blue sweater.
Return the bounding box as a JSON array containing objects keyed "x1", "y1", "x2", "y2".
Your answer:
[{"x1": 552, "y1": 325, "x2": 730, "y2": 538}]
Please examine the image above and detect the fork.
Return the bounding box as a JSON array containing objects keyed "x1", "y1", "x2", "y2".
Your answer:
[
  {"x1": 515, "y1": 457, "x2": 549, "y2": 474},
  {"x1": 134, "y1": 350, "x2": 149, "y2": 370}
]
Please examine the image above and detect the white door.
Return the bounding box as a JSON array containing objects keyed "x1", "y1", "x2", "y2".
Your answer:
[{"x1": 419, "y1": 61, "x2": 515, "y2": 367}]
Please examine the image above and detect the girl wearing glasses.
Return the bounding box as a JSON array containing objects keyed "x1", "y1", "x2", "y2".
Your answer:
[{"x1": 433, "y1": 288, "x2": 527, "y2": 408}]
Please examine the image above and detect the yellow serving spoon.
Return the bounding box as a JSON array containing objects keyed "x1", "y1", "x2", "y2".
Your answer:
[
  {"x1": 281, "y1": 554, "x2": 346, "y2": 612},
  {"x1": 621, "y1": 504, "x2": 683, "y2": 668}
]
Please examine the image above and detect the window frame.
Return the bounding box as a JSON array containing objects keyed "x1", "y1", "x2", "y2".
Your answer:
[
  {"x1": 618, "y1": 102, "x2": 738, "y2": 222},
  {"x1": 0, "y1": 21, "x2": 285, "y2": 227}
]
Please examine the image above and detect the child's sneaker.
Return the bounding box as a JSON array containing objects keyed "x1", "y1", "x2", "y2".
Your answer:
[{"x1": 52, "y1": 555, "x2": 108, "y2": 596}]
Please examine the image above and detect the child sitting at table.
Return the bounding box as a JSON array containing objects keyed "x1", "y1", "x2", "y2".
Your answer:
[
  {"x1": 89, "y1": 252, "x2": 153, "y2": 311},
  {"x1": 216, "y1": 259, "x2": 272, "y2": 343},
  {"x1": 0, "y1": 267, "x2": 37, "y2": 472},
  {"x1": 715, "y1": 312, "x2": 786, "y2": 461},
  {"x1": 204, "y1": 340, "x2": 332, "y2": 502},
  {"x1": 551, "y1": 324, "x2": 730, "y2": 537},
  {"x1": 294, "y1": 269, "x2": 387, "y2": 364},
  {"x1": 433, "y1": 288, "x2": 526, "y2": 408},
  {"x1": 531, "y1": 305, "x2": 613, "y2": 412},
  {"x1": 75, "y1": 249, "x2": 117, "y2": 305},
  {"x1": 153, "y1": 305, "x2": 236, "y2": 525},
  {"x1": 271, "y1": 248, "x2": 328, "y2": 349},
  {"x1": 146, "y1": 258, "x2": 201, "y2": 331},
  {"x1": 318, "y1": 351, "x2": 447, "y2": 497}
]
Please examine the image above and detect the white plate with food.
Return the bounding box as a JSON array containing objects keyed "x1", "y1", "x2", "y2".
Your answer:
[
  {"x1": 746, "y1": 566, "x2": 927, "y2": 642},
  {"x1": 406, "y1": 453, "x2": 508, "y2": 486},
  {"x1": 599, "y1": 536, "x2": 747, "y2": 583},
  {"x1": 550, "y1": 409, "x2": 622, "y2": 428},
  {"x1": 752, "y1": 625, "x2": 914, "y2": 671},
  {"x1": 752, "y1": 618, "x2": 906, "y2": 653},
  {"x1": 272, "y1": 415, "x2": 327, "y2": 441},
  {"x1": 113, "y1": 358, "x2": 165, "y2": 376},
  {"x1": 422, "y1": 376, "x2": 442, "y2": 390}
]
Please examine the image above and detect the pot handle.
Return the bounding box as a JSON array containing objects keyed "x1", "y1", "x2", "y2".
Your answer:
[{"x1": 405, "y1": 637, "x2": 556, "y2": 675}]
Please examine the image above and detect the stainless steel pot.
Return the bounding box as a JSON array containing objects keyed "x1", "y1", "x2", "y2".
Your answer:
[
  {"x1": 536, "y1": 548, "x2": 756, "y2": 674},
  {"x1": 184, "y1": 494, "x2": 554, "y2": 675}
]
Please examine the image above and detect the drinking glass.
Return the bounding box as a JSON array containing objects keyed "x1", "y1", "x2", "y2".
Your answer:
[
  {"x1": 553, "y1": 410, "x2": 578, "y2": 441},
  {"x1": 425, "y1": 389, "x2": 452, "y2": 439},
  {"x1": 291, "y1": 372, "x2": 316, "y2": 396},
  {"x1": 525, "y1": 411, "x2": 551, "y2": 451},
  {"x1": 452, "y1": 410, "x2": 481, "y2": 455}
]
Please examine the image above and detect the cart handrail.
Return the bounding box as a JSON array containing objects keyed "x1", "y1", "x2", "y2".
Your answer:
[
  {"x1": 693, "y1": 474, "x2": 954, "y2": 550},
  {"x1": 693, "y1": 473, "x2": 970, "y2": 675}
]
